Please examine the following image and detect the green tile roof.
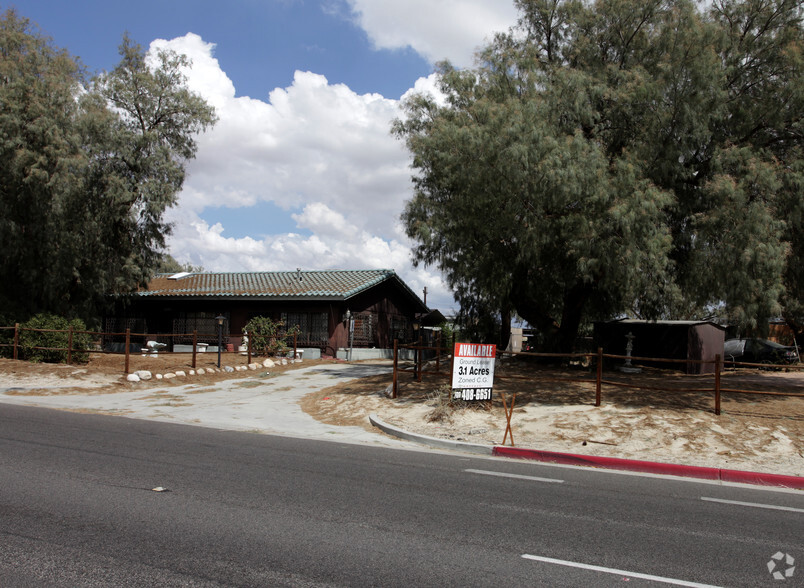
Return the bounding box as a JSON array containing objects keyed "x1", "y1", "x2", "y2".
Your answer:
[{"x1": 139, "y1": 269, "x2": 420, "y2": 303}]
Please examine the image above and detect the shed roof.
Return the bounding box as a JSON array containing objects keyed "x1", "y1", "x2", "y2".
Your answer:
[
  {"x1": 137, "y1": 269, "x2": 428, "y2": 309},
  {"x1": 607, "y1": 319, "x2": 725, "y2": 330}
]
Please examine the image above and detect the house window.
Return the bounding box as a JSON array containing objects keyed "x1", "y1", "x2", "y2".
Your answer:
[
  {"x1": 173, "y1": 312, "x2": 227, "y2": 344},
  {"x1": 390, "y1": 315, "x2": 411, "y2": 343},
  {"x1": 351, "y1": 312, "x2": 377, "y2": 347},
  {"x1": 282, "y1": 312, "x2": 328, "y2": 347}
]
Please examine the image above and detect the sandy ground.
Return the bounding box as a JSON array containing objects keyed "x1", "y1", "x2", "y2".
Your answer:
[
  {"x1": 1, "y1": 354, "x2": 802, "y2": 478},
  {"x1": 303, "y1": 359, "x2": 804, "y2": 478}
]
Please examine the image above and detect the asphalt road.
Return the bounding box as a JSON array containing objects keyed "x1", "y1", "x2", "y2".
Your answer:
[{"x1": 1, "y1": 404, "x2": 802, "y2": 587}]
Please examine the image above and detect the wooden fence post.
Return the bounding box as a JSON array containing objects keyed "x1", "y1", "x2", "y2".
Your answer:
[
  {"x1": 595, "y1": 347, "x2": 603, "y2": 407},
  {"x1": 449, "y1": 346, "x2": 455, "y2": 400},
  {"x1": 392, "y1": 339, "x2": 399, "y2": 399},
  {"x1": 247, "y1": 333, "x2": 252, "y2": 365},
  {"x1": 124, "y1": 328, "x2": 131, "y2": 375},
  {"x1": 436, "y1": 330, "x2": 442, "y2": 373},
  {"x1": 13, "y1": 323, "x2": 19, "y2": 360},
  {"x1": 417, "y1": 333, "x2": 423, "y2": 382},
  {"x1": 293, "y1": 332, "x2": 297, "y2": 360},
  {"x1": 714, "y1": 354, "x2": 722, "y2": 416},
  {"x1": 67, "y1": 326, "x2": 74, "y2": 365},
  {"x1": 192, "y1": 330, "x2": 198, "y2": 369}
]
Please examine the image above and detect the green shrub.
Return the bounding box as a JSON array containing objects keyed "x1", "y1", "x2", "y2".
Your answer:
[
  {"x1": 18, "y1": 313, "x2": 93, "y2": 363},
  {"x1": 244, "y1": 316, "x2": 298, "y2": 357}
]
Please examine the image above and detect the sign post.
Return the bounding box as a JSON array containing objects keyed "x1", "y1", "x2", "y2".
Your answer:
[{"x1": 451, "y1": 343, "x2": 496, "y2": 401}]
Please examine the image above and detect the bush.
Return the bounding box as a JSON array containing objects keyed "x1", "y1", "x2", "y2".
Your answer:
[
  {"x1": 18, "y1": 313, "x2": 93, "y2": 363},
  {"x1": 244, "y1": 316, "x2": 298, "y2": 357}
]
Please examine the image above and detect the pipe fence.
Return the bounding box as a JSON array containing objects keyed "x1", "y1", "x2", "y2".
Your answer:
[
  {"x1": 391, "y1": 342, "x2": 804, "y2": 417},
  {"x1": 0, "y1": 324, "x2": 298, "y2": 374}
]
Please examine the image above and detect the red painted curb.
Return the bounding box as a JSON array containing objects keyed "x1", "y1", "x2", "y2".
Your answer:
[
  {"x1": 719, "y1": 468, "x2": 804, "y2": 489},
  {"x1": 492, "y1": 447, "x2": 804, "y2": 489}
]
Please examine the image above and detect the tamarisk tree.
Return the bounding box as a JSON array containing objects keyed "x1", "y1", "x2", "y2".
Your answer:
[
  {"x1": 0, "y1": 11, "x2": 216, "y2": 322},
  {"x1": 394, "y1": 0, "x2": 803, "y2": 350}
]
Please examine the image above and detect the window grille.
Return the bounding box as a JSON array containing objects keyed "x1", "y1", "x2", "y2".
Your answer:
[
  {"x1": 390, "y1": 315, "x2": 412, "y2": 343},
  {"x1": 173, "y1": 313, "x2": 227, "y2": 344},
  {"x1": 282, "y1": 312, "x2": 329, "y2": 347},
  {"x1": 351, "y1": 312, "x2": 377, "y2": 347}
]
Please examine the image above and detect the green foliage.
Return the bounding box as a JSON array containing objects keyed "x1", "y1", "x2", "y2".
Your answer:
[
  {"x1": 0, "y1": 10, "x2": 87, "y2": 321},
  {"x1": 434, "y1": 321, "x2": 455, "y2": 348},
  {"x1": 18, "y1": 313, "x2": 94, "y2": 364},
  {"x1": 244, "y1": 316, "x2": 297, "y2": 357},
  {"x1": 395, "y1": 0, "x2": 803, "y2": 350},
  {"x1": 0, "y1": 12, "x2": 216, "y2": 324},
  {"x1": 156, "y1": 254, "x2": 204, "y2": 274}
]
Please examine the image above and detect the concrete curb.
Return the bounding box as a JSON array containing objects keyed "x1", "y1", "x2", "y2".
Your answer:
[
  {"x1": 493, "y1": 447, "x2": 804, "y2": 489},
  {"x1": 368, "y1": 414, "x2": 493, "y2": 455},
  {"x1": 369, "y1": 414, "x2": 804, "y2": 490}
]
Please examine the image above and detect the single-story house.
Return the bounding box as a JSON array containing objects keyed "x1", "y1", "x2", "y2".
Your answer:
[
  {"x1": 107, "y1": 269, "x2": 438, "y2": 358},
  {"x1": 594, "y1": 319, "x2": 726, "y2": 374}
]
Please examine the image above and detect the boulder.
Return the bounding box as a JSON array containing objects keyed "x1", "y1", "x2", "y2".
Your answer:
[
  {"x1": 134, "y1": 370, "x2": 152, "y2": 381},
  {"x1": 175, "y1": 370, "x2": 186, "y2": 377},
  {"x1": 224, "y1": 366, "x2": 235, "y2": 373},
  {"x1": 197, "y1": 368, "x2": 205, "y2": 375},
  {"x1": 126, "y1": 373, "x2": 140, "y2": 382},
  {"x1": 262, "y1": 358, "x2": 275, "y2": 368},
  {"x1": 163, "y1": 373, "x2": 176, "y2": 380}
]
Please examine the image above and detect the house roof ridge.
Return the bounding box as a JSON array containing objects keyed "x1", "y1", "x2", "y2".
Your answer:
[{"x1": 137, "y1": 268, "x2": 423, "y2": 308}]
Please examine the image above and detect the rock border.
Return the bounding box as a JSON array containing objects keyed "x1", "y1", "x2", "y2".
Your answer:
[{"x1": 124, "y1": 357, "x2": 296, "y2": 382}]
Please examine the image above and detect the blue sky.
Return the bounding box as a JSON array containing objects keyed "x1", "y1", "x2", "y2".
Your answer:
[
  {"x1": 14, "y1": 0, "x2": 433, "y2": 99},
  {"x1": 8, "y1": 0, "x2": 519, "y2": 313}
]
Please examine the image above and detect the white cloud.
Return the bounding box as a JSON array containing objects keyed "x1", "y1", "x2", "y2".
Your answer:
[
  {"x1": 343, "y1": 0, "x2": 519, "y2": 67},
  {"x1": 147, "y1": 23, "x2": 504, "y2": 314}
]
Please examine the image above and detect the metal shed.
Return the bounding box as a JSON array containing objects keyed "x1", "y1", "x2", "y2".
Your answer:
[{"x1": 594, "y1": 319, "x2": 726, "y2": 374}]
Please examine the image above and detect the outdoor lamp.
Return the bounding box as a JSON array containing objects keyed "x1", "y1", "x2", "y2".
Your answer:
[{"x1": 216, "y1": 314, "x2": 225, "y2": 368}]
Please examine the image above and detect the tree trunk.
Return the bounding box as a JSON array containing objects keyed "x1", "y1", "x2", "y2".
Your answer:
[
  {"x1": 499, "y1": 308, "x2": 512, "y2": 351},
  {"x1": 513, "y1": 283, "x2": 592, "y2": 354}
]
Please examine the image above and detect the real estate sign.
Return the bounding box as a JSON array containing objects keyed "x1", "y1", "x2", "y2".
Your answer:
[{"x1": 451, "y1": 343, "x2": 496, "y2": 401}]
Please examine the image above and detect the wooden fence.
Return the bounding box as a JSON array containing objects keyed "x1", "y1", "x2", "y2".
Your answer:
[
  {"x1": 0, "y1": 324, "x2": 297, "y2": 375},
  {"x1": 391, "y1": 342, "x2": 804, "y2": 417}
]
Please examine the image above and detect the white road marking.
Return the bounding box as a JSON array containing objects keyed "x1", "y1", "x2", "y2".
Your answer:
[
  {"x1": 464, "y1": 469, "x2": 564, "y2": 484},
  {"x1": 701, "y1": 497, "x2": 804, "y2": 513},
  {"x1": 487, "y1": 453, "x2": 803, "y2": 494},
  {"x1": 521, "y1": 554, "x2": 722, "y2": 587}
]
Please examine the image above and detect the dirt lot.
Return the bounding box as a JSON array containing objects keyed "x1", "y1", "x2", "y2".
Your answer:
[
  {"x1": 303, "y1": 359, "x2": 804, "y2": 477},
  {"x1": 1, "y1": 354, "x2": 802, "y2": 478}
]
